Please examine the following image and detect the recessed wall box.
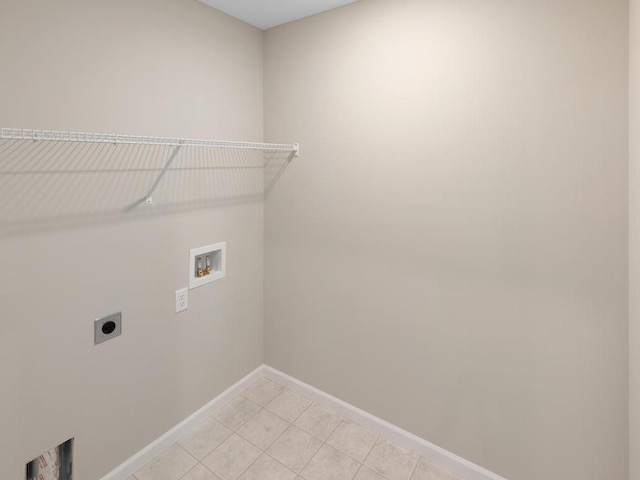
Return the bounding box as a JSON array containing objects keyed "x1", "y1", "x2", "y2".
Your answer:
[{"x1": 189, "y1": 242, "x2": 226, "y2": 289}]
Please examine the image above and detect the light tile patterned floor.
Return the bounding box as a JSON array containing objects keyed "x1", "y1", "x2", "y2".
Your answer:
[{"x1": 130, "y1": 377, "x2": 462, "y2": 480}]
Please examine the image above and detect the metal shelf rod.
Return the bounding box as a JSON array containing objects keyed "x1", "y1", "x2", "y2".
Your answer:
[
  {"x1": 0, "y1": 128, "x2": 296, "y2": 152},
  {"x1": 144, "y1": 142, "x2": 184, "y2": 205}
]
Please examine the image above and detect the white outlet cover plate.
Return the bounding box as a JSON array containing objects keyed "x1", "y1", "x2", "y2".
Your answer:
[
  {"x1": 175, "y1": 288, "x2": 188, "y2": 313},
  {"x1": 189, "y1": 242, "x2": 227, "y2": 289}
]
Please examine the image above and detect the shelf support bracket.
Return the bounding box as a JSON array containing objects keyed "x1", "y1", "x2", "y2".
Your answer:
[
  {"x1": 264, "y1": 145, "x2": 299, "y2": 196},
  {"x1": 144, "y1": 142, "x2": 184, "y2": 205}
]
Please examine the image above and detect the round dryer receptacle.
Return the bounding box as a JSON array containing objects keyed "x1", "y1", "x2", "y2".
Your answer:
[{"x1": 102, "y1": 321, "x2": 117, "y2": 335}]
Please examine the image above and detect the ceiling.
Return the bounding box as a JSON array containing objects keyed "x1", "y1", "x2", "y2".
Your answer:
[{"x1": 198, "y1": 0, "x2": 360, "y2": 30}]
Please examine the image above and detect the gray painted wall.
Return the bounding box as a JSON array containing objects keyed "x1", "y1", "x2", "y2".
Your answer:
[
  {"x1": 0, "y1": 1, "x2": 265, "y2": 479},
  {"x1": 0, "y1": 1, "x2": 632, "y2": 479},
  {"x1": 631, "y1": 0, "x2": 640, "y2": 477},
  {"x1": 264, "y1": 1, "x2": 629, "y2": 479}
]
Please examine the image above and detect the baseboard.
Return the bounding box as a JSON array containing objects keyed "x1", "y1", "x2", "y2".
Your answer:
[
  {"x1": 101, "y1": 364, "x2": 506, "y2": 480},
  {"x1": 262, "y1": 365, "x2": 507, "y2": 480},
  {"x1": 99, "y1": 365, "x2": 266, "y2": 480}
]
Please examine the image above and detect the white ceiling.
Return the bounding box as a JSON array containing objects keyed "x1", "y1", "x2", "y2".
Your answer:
[{"x1": 198, "y1": 0, "x2": 360, "y2": 30}]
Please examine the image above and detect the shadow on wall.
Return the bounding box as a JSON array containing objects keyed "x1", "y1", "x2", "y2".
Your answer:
[{"x1": 0, "y1": 139, "x2": 293, "y2": 237}]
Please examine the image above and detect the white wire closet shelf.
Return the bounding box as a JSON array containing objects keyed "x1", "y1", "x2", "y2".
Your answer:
[{"x1": 0, "y1": 128, "x2": 300, "y2": 205}]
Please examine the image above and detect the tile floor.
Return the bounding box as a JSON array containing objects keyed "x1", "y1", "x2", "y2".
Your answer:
[{"x1": 129, "y1": 377, "x2": 462, "y2": 480}]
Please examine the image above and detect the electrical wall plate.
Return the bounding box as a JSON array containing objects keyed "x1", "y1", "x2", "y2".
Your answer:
[
  {"x1": 94, "y1": 312, "x2": 122, "y2": 345},
  {"x1": 175, "y1": 287, "x2": 188, "y2": 313},
  {"x1": 189, "y1": 242, "x2": 226, "y2": 289}
]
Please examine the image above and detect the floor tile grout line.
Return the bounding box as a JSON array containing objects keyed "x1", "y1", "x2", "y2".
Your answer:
[
  {"x1": 179, "y1": 443, "x2": 202, "y2": 466},
  {"x1": 325, "y1": 419, "x2": 380, "y2": 465},
  {"x1": 226, "y1": 381, "x2": 298, "y2": 478},
  {"x1": 205, "y1": 383, "x2": 305, "y2": 478},
  {"x1": 175, "y1": 462, "x2": 201, "y2": 480},
  {"x1": 280, "y1": 399, "x2": 345, "y2": 478},
  {"x1": 266, "y1": 378, "x2": 433, "y2": 480},
  {"x1": 264, "y1": 389, "x2": 314, "y2": 423},
  {"x1": 295, "y1": 444, "x2": 321, "y2": 480},
  {"x1": 362, "y1": 436, "x2": 382, "y2": 466},
  {"x1": 264, "y1": 378, "x2": 432, "y2": 480},
  {"x1": 292, "y1": 392, "x2": 368, "y2": 479},
  {"x1": 198, "y1": 460, "x2": 224, "y2": 480},
  {"x1": 202, "y1": 430, "x2": 266, "y2": 480},
  {"x1": 293, "y1": 402, "x2": 345, "y2": 443},
  {"x1": 226, "y1": 450, "x2": 264, "y2": 480},
  {"x1": 408, "y1": 456, "x2": 421, "y2": 480},
  {"x1": 265, "y1": 399, "x2": 323, "y2": 475},
  {"x1": 357, "y1": 431, "x2": 382, "y2": 475},
  {"x1": 264, "y1": 411, "x2": 301, "y2": 453},
  {"x1": 239, "y1": 377, "x2": 285, "y2": 407},
  {"x1": 266, "y1": 402, "x2": 313, "y2": 424},
  {"x1": 206, "y1": 415, "x2": 411, "y2": 480},
  {"x1": 296, "y1": 417, "x2": 360, "y2": 480},
  {"x1": 227, "y1": 447, "x2": 298, "y2": 480},
  {"x1": 287, "y1": 395, "x2": 316, "y2": 424},
  {"x1": 135, "y1": 377, "x2": 440, "y2": 480},
  {"x1": 265, "y1": 405, "x2": 324, "y2": 464},
  {"x1": 177, "y1": 421, "x2": 234, "y2": 462},
  {"x1": 263, "y1": 450, "x2": 304, "y2": 477},
  {"x1": 137, "y1": 443, "x2": 199, "y2": 480},
  {"x1": 258, "y1": 397, "x2": 308, "y2": 427},
  {"x1": 292, "y1": 435, "x2": 328, "y2": 477},
  {"x1": 353, "y1": 463, "x2": 375, "y2": 480},
  {"x1": 219, "y1": 398, "x2": 263, "y2": 432},
  {"x1": 234, "y1": 402, "x2": 293, "y2": 451},
  {"x1": 233, "y1": 406, "x2": 264, "y2": 433},
  {"x1": 360, "y1": 437, "x2": 396, "y2": 480},
  {"x1": 362, "y1": 436, "x2": 421, "y2": 480},
  {"x1": 236, "y1": 417, "x2": 290, "y2": 452},
  {"x1": 320, "y1": 442, "x2": 362, "y2": 480},
  {"x1": 203, "y1": 381, "x2": 280, "y2": 479}
]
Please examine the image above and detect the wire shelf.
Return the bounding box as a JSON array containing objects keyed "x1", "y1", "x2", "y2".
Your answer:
[
  {"x1": 0, "y1": 127, "x2": 299, "y2": 209},
  {"x1": 0, "y1": 128, "x2": 298, "y2": 152}
]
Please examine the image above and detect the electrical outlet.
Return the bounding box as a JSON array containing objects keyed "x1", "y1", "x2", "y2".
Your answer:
[
  {"x1": 175, "y1": 288, "x2": 188, "y2": 313},
  {"x1": 94, "y1": 312, "x2": 122, "y2": 345}
]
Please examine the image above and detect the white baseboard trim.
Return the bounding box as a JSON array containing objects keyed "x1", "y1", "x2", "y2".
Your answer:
[
  {"x1": 101, "y1": 364, "x2": 505, "y2": 480},
  {"x1": 262, "y1": 365, "x2": 507, "y2": 480},
  {"x1": 99, "y1": 365, "x2": 265, "y2": 480}
]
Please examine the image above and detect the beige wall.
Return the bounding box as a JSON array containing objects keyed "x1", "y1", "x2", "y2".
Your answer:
[
  {"x1": 264, "y1": 1, "x2": 629, "y2": 479},
  {"x1": 0, "y1": 1, "x2": 264, "y2": 479},
  {"x1": 631, "y1": 0, "x2": 640, "y2": 477},
  {"x1": 0, "y1": 1, "x2": 631, "y2": 479}
]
